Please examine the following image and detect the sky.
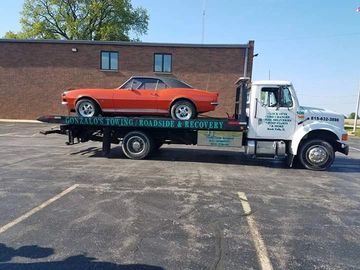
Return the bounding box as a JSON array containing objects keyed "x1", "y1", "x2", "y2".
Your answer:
[{"x1": 1, "y1": 0, "x2": 360, "y2": 116}]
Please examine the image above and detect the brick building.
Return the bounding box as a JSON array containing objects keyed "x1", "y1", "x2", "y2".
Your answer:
[{"x1": 0, "y1": 39, "x2": 254, "y2": 119}]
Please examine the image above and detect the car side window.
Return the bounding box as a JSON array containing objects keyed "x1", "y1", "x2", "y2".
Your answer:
[
  {"x1": 121, "y1": 78, "x2": 168, "y2": 90},
  {"x1": 121, "y1": 78, "x2": 143, "y2": 89},
  {"x1": 121, "y1": 79, "x2": 135, "y2": 89},
  {"x1": 156, "y1": 80, "x2": 167, "y2": 89},
  {"x1": 137, "y1": 78, "x2": 159, "y2": 90}
]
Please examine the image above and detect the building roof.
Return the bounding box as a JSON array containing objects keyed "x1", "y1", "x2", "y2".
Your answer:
[{"x1": 0, "y1": 38, "x2": 253, "y2": 49}]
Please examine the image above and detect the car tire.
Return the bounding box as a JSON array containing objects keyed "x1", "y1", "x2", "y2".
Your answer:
[
  {"x1": 122, "y1": 131, "x2": 153, "y2": 160},
  {"x1": 75, "y1": 98, "x2": 99, "y2": 117},
  {"x1": 298, "y1": 139, "x2": 334, "y2": 171},
  {"x1": 170, "y1": 100, "x2": 196, "y2": 120}
]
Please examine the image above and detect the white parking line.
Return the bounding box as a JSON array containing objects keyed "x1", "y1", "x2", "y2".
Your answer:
[
  {"x1": 0, "y1": 119, "x2": 41, "y2": 123},
  {"x1": 0, "y1": 184, "x2": 79, "y2": 234},
  {"x1": 350, "y1": 146, "x2": 360, "y2": 152},
  {"x1": 238, "y1": 192, "x2": 273, "y2": 270},
  {"x1": 0, "y1": 133, "x2": 38, "y2": 137}
]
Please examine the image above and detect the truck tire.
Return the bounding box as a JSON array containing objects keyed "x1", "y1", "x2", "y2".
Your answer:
[
  {"x1": 122, "y1": 131, "x2": 153, "y2": 160},
  {"x1": 170, "y1": 100, "x2": 196, "y2": 120},
  {"x1": 76, "y1": 98, "x2": 99, "y2": 117},
  {"x1": 298, "y1": 139, "x2": 334, "y2": 171}
]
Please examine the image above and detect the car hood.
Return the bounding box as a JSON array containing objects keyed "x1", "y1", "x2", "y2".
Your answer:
[
  {"x1": 298, "y1": 106, "x2": 345, "y2": 127},
  {"x1": 63, "y1": 88, "x2": 115, "y2": 96}
]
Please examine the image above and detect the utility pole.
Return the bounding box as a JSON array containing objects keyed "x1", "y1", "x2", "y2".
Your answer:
[
  {"x1": 353, "y1": 82, "x2": 360, "y2": 133},
  {"x1": 201, "y1": 0, "x2": 207, "y2": 44}
]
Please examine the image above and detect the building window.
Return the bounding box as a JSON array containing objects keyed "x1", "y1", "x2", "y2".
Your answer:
[
  {"x1": 101, "y1": 51, "x2": 118, "y2": 71},
  {"x1": 154, "y1": 53, "x2": 172, "y2": 73}
]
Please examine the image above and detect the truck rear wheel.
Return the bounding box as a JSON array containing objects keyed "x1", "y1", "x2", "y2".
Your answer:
[
  {"x1": 122, "y1": 131, "x2": 153, "y2": 160},
  {"x1": 298, "y1": 139, "x2": 334, "y2": 171}
]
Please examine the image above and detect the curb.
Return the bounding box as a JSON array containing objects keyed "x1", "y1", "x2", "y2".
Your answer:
[{"x1": 0, "y1": 119, "x2": 42, "y2": 123}]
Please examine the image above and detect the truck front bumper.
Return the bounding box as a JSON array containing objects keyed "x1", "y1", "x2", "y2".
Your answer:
[{"x1": 336, "y1": 141, "x2": 349, "y2": 155}]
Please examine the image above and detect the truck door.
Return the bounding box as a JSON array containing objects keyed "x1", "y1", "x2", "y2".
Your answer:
[{"x1": 250, "y1": 86, "x2": 296, "y2": 140}]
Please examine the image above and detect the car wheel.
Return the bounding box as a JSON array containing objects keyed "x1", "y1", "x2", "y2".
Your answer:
[
  {"x1": 75, "y1": 99, "x2": 99, "y2": 117},
  {"x1": 122, "y1": 131, "x2": 153, "y2": 160},
  {"x1": 298, "y1": 139, "x2": 334, "y2": 170},
  {"x1": 171, "y1": 100, "x2": 196, "y2": 120}
]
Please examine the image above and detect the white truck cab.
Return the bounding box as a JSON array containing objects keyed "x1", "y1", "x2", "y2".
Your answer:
[{"x1": 244, "y1": 79, "x2": 349, "y2": 170}]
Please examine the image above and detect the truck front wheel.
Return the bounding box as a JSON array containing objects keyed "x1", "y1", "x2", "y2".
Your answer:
[
  {"x1": 122, "y1": 131, "x2": 153, "y2": 160},
  {"x1": 298, "y1": 139, "x2": 335, "y2": 171}
]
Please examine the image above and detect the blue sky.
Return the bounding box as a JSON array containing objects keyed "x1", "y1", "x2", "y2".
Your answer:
[{"x1": 1, "y1": 0, "x2": 360, "y2": 116}]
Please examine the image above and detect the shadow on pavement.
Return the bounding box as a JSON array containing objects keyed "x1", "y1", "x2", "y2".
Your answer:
[
  {"x1": 69, "y1": 145, "x2": 360, "y2": 172},
  {"x1": 0, "y1": 243, "x2": 165, "y2": 270},
  {"x1": 70, "y1": 146, "x2": 288, "y2": 169},
  {"x1": 0, "y1": 243, "x2": 53, "y2": 262},
  {"x1": 328, "y1": 156, "x2": 360, "y2": 173}
]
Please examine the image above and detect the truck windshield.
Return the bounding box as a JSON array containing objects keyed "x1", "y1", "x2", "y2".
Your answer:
[{"x1": 280, "y1": 87, "x2": 293, "y2": 107}]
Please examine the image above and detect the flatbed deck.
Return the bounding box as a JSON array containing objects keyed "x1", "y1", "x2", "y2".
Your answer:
[{"x1": 37, "y1": 115, "x2": 248, "y2": 131}]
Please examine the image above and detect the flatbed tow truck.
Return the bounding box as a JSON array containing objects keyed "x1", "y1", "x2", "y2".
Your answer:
[{"x1": 39, "y1": 78, "x2": 349, "y2": 171}]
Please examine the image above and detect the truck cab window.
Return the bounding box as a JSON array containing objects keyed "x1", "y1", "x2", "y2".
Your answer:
[
  {"x1": 261, "y1": 87, "x2": 293, "y2": 108},
  {"x1": 260, "y1": 88, "x2": 278, "y2": 107}
]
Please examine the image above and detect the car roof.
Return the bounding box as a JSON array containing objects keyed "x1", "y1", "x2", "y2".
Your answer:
[{"x1": 129, "y1": 76, "x2": 193, "y2": 89}]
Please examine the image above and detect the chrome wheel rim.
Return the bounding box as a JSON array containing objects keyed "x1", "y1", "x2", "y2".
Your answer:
[
  {"x1": 126, "y1": 136, "x2": 145, "y2": 155},
  {"x1": 78, "y1": 101, "x2": 95, "y2": 117},
  {"x1": 306, "y1": 145, "x2": 329, "y2": 166},
  {"x1": 175, "y1": 105, "x2": 192, "y2": 120}
]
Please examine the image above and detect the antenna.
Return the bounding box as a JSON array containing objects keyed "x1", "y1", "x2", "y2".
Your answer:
[{"x1": 201, "y1": 0, "x2": 207, "y2": 43}]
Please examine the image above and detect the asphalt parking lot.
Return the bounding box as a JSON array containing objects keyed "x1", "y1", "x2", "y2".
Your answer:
[{"x1": 0, "y1": 122, "x2": 359, "y2": 270}]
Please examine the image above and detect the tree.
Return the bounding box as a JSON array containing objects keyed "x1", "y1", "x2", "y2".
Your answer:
[
  {"x1": 4, "y1": 0, "x2": 149, "y2": 41},
  {"x1": 348, "y1": 112, "x2": 359, "y2": 119}
]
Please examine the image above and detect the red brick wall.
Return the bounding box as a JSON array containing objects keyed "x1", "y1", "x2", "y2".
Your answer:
[{"x1": 0, "y1": 40, "x2": 254, "y2": 119}]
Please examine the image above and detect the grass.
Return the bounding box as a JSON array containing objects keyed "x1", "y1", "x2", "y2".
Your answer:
[{"x1": 345, "y1": 126, "x2": 360, "y2": 137}]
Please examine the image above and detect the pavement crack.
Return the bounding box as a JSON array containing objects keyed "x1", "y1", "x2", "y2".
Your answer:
[
  {"x1": 132, "y1": 237, "x2": 144, "y2": 254},
  {"x1": 177, "y1": 207, "x2": 197, "y2": 220},
  {"x1": 209, "y1": 222, "x2": 224, "y2": 270}
]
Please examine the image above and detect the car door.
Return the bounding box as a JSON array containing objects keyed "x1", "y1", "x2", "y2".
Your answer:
[{"x1": 113, "y1": 78, "x2": 158, "y2": 114}]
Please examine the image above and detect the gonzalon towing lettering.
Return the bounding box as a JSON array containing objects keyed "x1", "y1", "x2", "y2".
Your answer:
[{"x1": 41, "y1": 116, "x2": 244, "y2": 131}]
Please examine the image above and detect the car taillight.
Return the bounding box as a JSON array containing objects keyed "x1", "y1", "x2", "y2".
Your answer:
[{"x1": 342, "y1": 133, "x2": 348, "y2": 141}]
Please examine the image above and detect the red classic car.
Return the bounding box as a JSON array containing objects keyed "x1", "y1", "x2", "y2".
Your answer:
[{"x1": 62, "y1": 76, "x2": 219, "y2": 120}]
